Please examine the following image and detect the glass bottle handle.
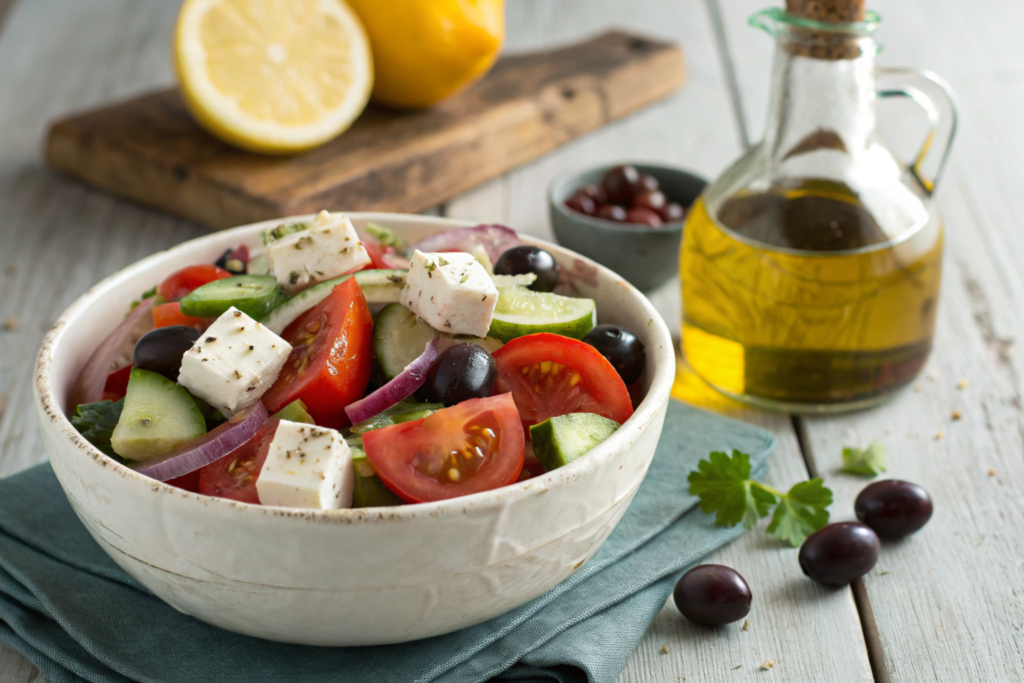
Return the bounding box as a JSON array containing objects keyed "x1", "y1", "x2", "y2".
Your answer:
[{"x1": 876, "y1": 67, "x2": 959, "y2": 194}]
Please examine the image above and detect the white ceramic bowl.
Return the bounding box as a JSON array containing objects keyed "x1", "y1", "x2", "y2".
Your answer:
[{"x1": 33, "y1": 214, "x2": 675, "y2": 646}]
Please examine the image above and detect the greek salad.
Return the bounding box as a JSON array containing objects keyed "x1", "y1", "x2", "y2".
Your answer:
[{"x1": 69, "y1": 212, "x2": 646, "y2": 510}]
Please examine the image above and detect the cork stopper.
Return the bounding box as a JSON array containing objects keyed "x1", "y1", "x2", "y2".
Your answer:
[{"x1": 784, "y1": 0, "x2": 867, "y2": 60}]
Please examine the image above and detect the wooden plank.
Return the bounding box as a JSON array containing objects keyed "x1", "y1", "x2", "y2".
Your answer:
[
  {"x1": 716, "y1": 0, "x2": 1024, "y2": 680},
  {"x1": 450, "y1": 2, "x2": 874, "y2": 682},
  {"x1": 45, "y1": 31, "x2": 685, "y2": 231}
]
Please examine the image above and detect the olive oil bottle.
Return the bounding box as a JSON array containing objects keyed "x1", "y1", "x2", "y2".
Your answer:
[{"x1": 679, "y1": 6, "x2": 956, "y2": 412}]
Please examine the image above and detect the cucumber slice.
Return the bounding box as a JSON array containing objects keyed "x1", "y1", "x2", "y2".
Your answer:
[
  {"x1": 349, "y1": 398, "x2": 443, "y2": 434},
  {"x1": 272, "y1": 399, "x2": 315, "y2": 424},
  {"x1": 111, "y1": 369, "x2": 207, "y2": 461},
  {"x1": 261, "y1": 269, "x2": 408, "y2": 334},
  {"x1": 529, "y1": 413, "x2": 621, "y2": 471},
  {"x1": 346, "y1": 435, "x2": 404, "y2": 507},
  {"x1": 373, "y1": 303, "x2": 440, "y2": 380},
  {"x1": 246, "y1": 254, "x2": 270, "y2": 276},
  {"x1": 437, "y1": 334, "x2": 504, "y2": 355},
  {"x1": 179, "y1": 275, "x2": 283, "y2": 320},
  {"x1": 488, "y1": 286, "x2": 596, "y2": 343}
]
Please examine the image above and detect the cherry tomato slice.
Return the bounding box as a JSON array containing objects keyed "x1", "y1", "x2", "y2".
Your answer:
[
  {"x1": 362, "y1": 393, "x2": 525, "y2": 504},
  {"x1": 157, "y1": 264, "x2": 232, "y2": 302},
  {"x1": 152, "y1": 302, "x2": 211, "y2": 331},
  {"x1": 166, "y1": 470, "x2": 200, "y2": 493},
  {"x1": 493, "y1": 333, "x2": 634, "y2": 432},
  {"x1": 102, "y1": 364, "x2": 133, "y2": 402},
  {"x1": 197, "y1": 418, "x2": 279, "y2": 504},
  {"x1": 261, "y1": 277, "x2": 373, "y2": 429}
]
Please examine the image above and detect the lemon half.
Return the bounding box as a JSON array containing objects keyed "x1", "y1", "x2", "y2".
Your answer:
[{"x1": 175, "y1": 0, "x2": 373, "y2": 155}]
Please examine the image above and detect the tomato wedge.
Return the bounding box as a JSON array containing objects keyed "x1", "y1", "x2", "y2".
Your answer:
[
  {"x1": 152, "y1": 302, "x2": 211, "y2": 330},
  {"x1": 157, "y1": 264, "x2": 232, "y2": 302},
  {"x1": 493, "y1": 333, "x2": 634, "y2": 432},
  {"x1": 102, "y1": 364, "x2": 133, "y2": 402},
  {"x1": 261, "y1": 277, "x2": 373, "y2": 429},
  {"x1": 362, "y1": 393, "x2": 525, "y2": 504},
  {"x1": 197, "y1": 418, "x2": 279, "y2": 503}
]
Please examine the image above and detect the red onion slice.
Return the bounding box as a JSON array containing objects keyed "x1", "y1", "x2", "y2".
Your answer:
[
  {"x1": 133, "y1": 401, "x2": 269, "y2": 482},
  {"x1": 345, "y1": 338, "x2": 439, "y2": 424},
  {"x1": 409, "y1": 225, "x2": 520, "y2": 264},
  {"x1": 73, "y1": 298, "x2": 156, "y2": 406}
]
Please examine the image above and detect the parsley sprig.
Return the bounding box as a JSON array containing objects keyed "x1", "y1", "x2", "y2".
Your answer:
[
  {"x1": 841, "y1": 441, "x2": 887, "y2": 477},
  {"x1": 688, "y1": 450, "x2": 833, "y2": 547}
]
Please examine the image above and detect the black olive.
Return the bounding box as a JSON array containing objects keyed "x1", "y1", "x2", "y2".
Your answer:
[
  {"x1": 582, "y1": 324, "x2": 645, "y2": 385},
  {"x1": 133, "y1": 326, "x2": 201, "y2": 381},
  {"x1": 799, "y1": 522, "x2": 880, "y2": 585},
  {"x1": 673, "y1": 564, "x2": 752, "y2": 626},
  {"x1": 493, "y1": 246, "x2": 559, "y2": 293},
  {"x1": 855, "y1": 480, "x2": 933, "y2": 539},
  {"x1": 424, "y1": 344, "x2": 497, "y2": 407}
]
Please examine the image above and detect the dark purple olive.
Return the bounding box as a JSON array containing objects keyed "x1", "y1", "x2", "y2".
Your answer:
[
  {"x1": 576, "y1": 183, "x2": 607, "y2": 204},
  {"x1": 424, "y1": 343, "x2": 497, "y2": 407},
  {"x1": 659, "y1": 202, "x2": 686, "y2": 222},
  {"x1": 673, "y1": 564, "x2": 751, "y2": 626},
  {"x1": 624, "y1": 207, "x2": 664, "y2": 227},
  {"x1": 799, "y1": 522, "x2": 880, "y2": 585},
  {"x1": 855, "y1": 480, "x2": 933, "y2": 539},
  {"x1": 133, "y1": 325, "x2": 201, "y2": 381},
  {"x1": 632, "y1": 189, "x2": 667, "y2": 212},
  {"x1": 632, "y1": 172, "x2": 660, "y2": 195},
  {"x1": 595, "y1": 204, "x2": 628, "y2": 222},
  {"x1": 601, "y1": 165, "x2": 640, "y2": 206},
  {"x1": 583, "y1": 324, "x2": 645, "y2": 385},
  {"x1": 494, "y1": 245, "x2": 559, "y2": 293},
  {"x1": 565, "y1": 191, "x2": 596, "y2": 216}
]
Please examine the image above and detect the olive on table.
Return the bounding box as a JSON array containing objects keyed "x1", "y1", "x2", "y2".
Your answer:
[
  {"x1": 424, "y1": 343, "x2": 498, "y2": 407},
  {"x1": 133, "y1": 325, "x2": 201, "y2": 381},
  {"x1": 855, "y1": 480, "x2": 933, "y2": 539},
  {"x1": 625, "y1": 207, "x2": 664, "y2": 227},
  {"x1": 582, "y1": 324, "x2": 645, "y2": 385},
  {"x1": 601, "y1": 165, "x2": 640, "y2": 206},
  {"x1": 494, "y1": 245, "x2": 559, "y2": 293},
  {"x1": 673, "y1": 564, "x2": 752, "y2": 626},
  {"x1": 799, "y1": 522, "x2": 880, "y2": 585},
  {"x1": 595, "y1": 204, "x2": 628, "y2": 222},
  {"x1": 565, "y1": 190, "x2": 597, "y2": 216}
]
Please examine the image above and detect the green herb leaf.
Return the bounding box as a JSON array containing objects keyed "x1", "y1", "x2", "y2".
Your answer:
[
  {"x1": 766, "y1": 479, "x2": 833, "y2": 547},
  {"x1": 364, "y1": 222, "x2": 406, "y2": 250},
  {"x1": 841, "y1": 441, "x2": 888, "y2": 477},
  {"x1": 262, "y1": 221, "x2": 309, "y2": 245},
  {"x1": 70, "y1": 399, "x2": 124, "y2": 458},
  {"x1": 688, "y1": 450, "x2": 777, "y2": 528}
]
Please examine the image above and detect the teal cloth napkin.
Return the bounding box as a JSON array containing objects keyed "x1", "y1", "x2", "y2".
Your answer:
[{"x1": 0, "y1": 400, "x2": 773, "y2": 683}]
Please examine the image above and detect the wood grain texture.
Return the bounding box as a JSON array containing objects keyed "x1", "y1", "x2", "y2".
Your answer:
[
  {"x1": 46, "y1": 31, "x2": 685, "y2": 231},
  {"x1": 718, "y1": 0, "x2": 1024, "y2": 680}
]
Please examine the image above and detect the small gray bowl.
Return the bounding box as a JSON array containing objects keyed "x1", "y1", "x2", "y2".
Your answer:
[{"x1": 548, "y1": 163, "x2": 708, "y2": 291}]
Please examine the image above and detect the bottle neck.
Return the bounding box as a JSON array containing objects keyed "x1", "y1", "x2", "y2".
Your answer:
[{"x1": 762, "y1": 38, "x2": 878, "y2": 163}]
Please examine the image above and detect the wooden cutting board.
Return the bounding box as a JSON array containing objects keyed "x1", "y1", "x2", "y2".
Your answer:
[{"x1": 45, "y1": 31, "x2": 685, "y2": 231}]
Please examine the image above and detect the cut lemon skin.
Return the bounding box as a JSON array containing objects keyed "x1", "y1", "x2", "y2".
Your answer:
[{"x1": 174, "y1": 0, "x2": 373, "y2": 155}]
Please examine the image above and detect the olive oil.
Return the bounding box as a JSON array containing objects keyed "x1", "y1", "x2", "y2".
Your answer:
[{"x1": 679, "y1": 182, "x2": 943, "y2": 411}]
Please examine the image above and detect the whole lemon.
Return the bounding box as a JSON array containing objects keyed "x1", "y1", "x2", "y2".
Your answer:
[{"x1": 346, "y1": 0, "x2": 504, "y2": 109}]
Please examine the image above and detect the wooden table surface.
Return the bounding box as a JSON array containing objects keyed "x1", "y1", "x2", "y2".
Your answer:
[{"x1": 1, "y1": 1, "x2": 1021, "y2": 681}]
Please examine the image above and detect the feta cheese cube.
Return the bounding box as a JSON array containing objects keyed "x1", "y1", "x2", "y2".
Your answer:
[
  {"x1": 400, "y1": 250, "x2": 498, "y2": 337},
  {"x1": 177, "y1": 307, "x2": 292, "y2": 416},
  {"x1": 255, "y1": 420, "x2": 354, "y2": 510},
  {"x1": 267, "y1": 211, "x2": 371, "y2": 293}
]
